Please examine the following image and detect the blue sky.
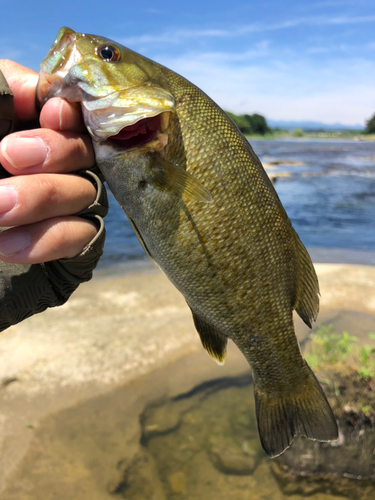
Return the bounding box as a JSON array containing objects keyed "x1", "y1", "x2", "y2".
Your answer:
[{"x1": 1, "y1": 0, "x2": 374, "y2": 125}]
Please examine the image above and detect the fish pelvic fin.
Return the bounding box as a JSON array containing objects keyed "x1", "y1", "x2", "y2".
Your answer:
[
  {"x1": 254, "y1": 363, "x2": 338, "y2": 458},
  {"x1": 148, "y1": 156, "x2": 212, "y2": 203},
  {"x1": 292, "y1": 228, "x2": 320, "y2": 328},
  {"x1": 189, "y1": 308, "x2": 227, "y2": 365}
]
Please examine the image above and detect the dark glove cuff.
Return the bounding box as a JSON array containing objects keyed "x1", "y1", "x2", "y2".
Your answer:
[
  {"x1": 57, "y1": 214, "x2": 106, "y2": 282},
  {"x1": 75, "y1": 169, "x2": 109, "y2": 218},
  {"x1": 0, "y1": 216, "x2": 106, "y2": 332},
  {"x1": 54, "y1": 167, "x2": 108, "y2": 280}
]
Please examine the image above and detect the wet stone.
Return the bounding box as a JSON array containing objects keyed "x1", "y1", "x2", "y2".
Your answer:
[
  {"x1": 272, "y1": 369, "x2": 375, "y2": 499},
  {"x1": 109, "y1": 450, "x2": 166, "y2": 500},
  {"x1": 209, "y1": 446, "x2": 257, "y2": 475},
  {"x1": 141, "y1": 401, "x2": 183, "y2": 443},
  {"x1": 167, "y1": 471, "x2": 187, "y2": 494}
]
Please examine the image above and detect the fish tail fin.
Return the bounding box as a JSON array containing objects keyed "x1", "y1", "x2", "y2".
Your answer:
[{"x1": 254, "y1": 363, "x2": 338, "y2": 458}]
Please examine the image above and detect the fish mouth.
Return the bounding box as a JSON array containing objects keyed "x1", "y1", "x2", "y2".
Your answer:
[
  {"x1": 83, "y1": 86, "x2": 175, "y2": 146},
  {"x1": 104, "y1": 111, "x2": 171, "y2": 152}
]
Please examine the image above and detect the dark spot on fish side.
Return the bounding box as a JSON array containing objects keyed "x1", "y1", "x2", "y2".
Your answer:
[
  {"x1": 108, "y1": 114, "x2": 161, "y2": 151},
  {"x1": 138, "y1": 180, "x2": 148, "y2": 189}
]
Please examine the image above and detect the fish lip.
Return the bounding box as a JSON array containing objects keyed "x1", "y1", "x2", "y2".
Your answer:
[{"x1": 36, "y1": 70, "x2": 65, "y2": 107}]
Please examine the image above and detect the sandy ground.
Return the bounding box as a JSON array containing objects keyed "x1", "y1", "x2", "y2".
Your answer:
[{"x1": 0, "y1": 261, "x2": 375, "y2": 494}]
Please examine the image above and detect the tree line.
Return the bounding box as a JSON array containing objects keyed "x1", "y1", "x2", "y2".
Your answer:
[
  {"x1": 365, "y1": 113, "x2": 375, "y2": 134},
  {"x1": 226, "y1": 110, "x2": 375, "y2": 135},
  {"x1": 225, "y1": 111, "x2": 271, "y2": 135}
]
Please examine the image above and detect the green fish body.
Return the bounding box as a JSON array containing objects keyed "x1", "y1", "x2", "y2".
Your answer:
[{"x1": 37, "y1": 27, "x2": 338, "y2": 457}]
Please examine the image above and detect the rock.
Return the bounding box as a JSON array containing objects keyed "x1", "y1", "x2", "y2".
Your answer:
[
  {"x1": 167, "y1": 471, "x2": 187, "y2": 494},
  {"x1": 109, "y1": 451, "x2": 166, "y2": 500},
  {"x1": 272, "y1": 370, "x2": 375, "y2": 499},
  {"x1": 141, "y1": 400, "x2": 182, "y2": 443},
  {"x1": 209, "y1": 447, "x2": 257, "y2": 475},
  {"x1": 271, "y1": 459, "x2": 375, "y2": 500}
]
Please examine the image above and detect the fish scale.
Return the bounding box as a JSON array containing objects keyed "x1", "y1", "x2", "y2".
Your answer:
[{"x1": 37, "y1": 27, "x2": 338, "y2": 458}]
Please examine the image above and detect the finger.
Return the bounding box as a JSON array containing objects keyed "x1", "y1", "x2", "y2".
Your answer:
[
  {"x1": 0, "y1": 60, "x2": 38, "y2": 121},
  {"x1": 0, "y1": 174, "x2": 97, "y2": 227},
  {"x1": 0, "y1": 217, "x2": 98, "y2": 264},
  {"x1": 40, "y1": 97, "x2": 87, "y2": 133},
  {"x1": 0, "y1": 128, "x2": 95, "y2": 174}
]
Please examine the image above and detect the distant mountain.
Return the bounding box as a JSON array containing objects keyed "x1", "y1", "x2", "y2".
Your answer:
[{"x1": 267, "y1": 119, "x2": 364, "y2": 131}]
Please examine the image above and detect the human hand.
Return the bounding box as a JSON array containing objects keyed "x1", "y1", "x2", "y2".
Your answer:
[{"x1": 0, "y1": 60, "x2": 99, "y2": 264}]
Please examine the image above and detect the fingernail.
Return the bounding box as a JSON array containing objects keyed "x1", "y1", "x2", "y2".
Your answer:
[
  {"x1": 58, "y1": 99, "x2": 64, "y2": 130},
  {"x1": 0, "y1": 185, "x2": 17, "y2": 214},
  {"x1": 0, "y1": 229, "x2": 31, "y2": 256},
  {"x1": 1, "y1": 136, "x2": 48, "y2": 169}
]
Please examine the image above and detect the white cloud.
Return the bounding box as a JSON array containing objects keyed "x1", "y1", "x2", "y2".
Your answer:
[
  {"x1": 118, "y1": 29, "x2": 229, "y2": 46},
  {"x1": 188, "y1": 41, "x2": 270, "y2": 63},
  {"x1": 154, "y1": 51, "x2": 375, "y2": 125},
  {"x1": 118, "y1": 15, "x2": 375, "y2": 46}
]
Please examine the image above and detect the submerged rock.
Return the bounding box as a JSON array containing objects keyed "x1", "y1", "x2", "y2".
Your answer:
[
  {"x1": 167, "y1": 471, "x2": 187, "y2": 494},
  {"x1": 109, "y1": 450, "x2": 166, "y2": 500},
  {"x1": 209, "y1": 446, "x2": 257, "y2": 475},
  {"x1": 140, "y1": 399, "x2": 183, "y2": 443}
]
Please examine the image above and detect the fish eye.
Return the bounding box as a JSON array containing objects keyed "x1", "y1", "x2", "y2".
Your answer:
[{"x1": 97, "y1": 44, "x2": 121, "y2": 62}]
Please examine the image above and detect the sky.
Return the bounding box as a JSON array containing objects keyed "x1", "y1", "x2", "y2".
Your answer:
[{"x1": 1, "y1": 0, "x2": 374, "y2": 126}]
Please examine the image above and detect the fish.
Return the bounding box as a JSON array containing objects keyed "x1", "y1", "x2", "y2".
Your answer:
[{"x1": 37, "y1": 27, "x2": 338, "y2": 457}]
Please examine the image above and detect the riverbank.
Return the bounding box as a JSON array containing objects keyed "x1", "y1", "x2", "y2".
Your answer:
[
  {"x1": 0, "y1": 261, "x2": 375, "y2": 497},
  {"x1": 246, "y1": 132, "x2": 375, "y2": 141}
]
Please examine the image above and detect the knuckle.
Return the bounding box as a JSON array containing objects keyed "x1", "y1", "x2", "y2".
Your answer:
[
  {"x1": 35, "y1": 175, "x2": 61, "y2": 208},
  {"x1": 45, "y1": 133, "x2": 94, "y2": 171}
]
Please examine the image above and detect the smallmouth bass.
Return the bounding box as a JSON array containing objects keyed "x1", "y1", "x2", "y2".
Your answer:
[{"x1": 37, "y1": 27, "x2": 338, "y2": 457}]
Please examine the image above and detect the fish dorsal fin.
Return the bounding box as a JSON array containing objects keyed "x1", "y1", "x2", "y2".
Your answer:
[
  {"x1": 148, "y1": 157, "x2": 212, "y2": 203},
  {"x1": 189, "y1": 307, "x2": 227, "y2": 365},
  {"x1": 292, "y1": 228, "x2": 320, "y2": 328}
]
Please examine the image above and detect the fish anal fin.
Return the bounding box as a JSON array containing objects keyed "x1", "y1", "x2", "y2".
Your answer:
[
  {"x1": 148, "y1": 156, "x2": 212, "y2": 203},
  {"x1": 254, "y1": 362, "x2": 338, "y2": 458},
  {"x1": 189, "y1": 308, "x2": 227, "y2": 365},
  {"x1": 292, "y1": 228, "x2": 320, "y2": 328}
]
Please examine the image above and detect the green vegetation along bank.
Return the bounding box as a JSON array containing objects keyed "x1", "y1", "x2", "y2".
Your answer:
[{"x1": 226, "y1": 111, "x2": 375, "y2": 141}]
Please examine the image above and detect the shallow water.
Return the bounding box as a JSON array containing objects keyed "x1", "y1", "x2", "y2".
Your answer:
[
  {"x1": 255, "y1": 139, "x2": 375, "y2": 253},
  {"x1": 97, "y1": 138, "x2": 375, "y2": 270},
  {"x1": 2, "y1": 310, "x2": 374, "y2": 500}
]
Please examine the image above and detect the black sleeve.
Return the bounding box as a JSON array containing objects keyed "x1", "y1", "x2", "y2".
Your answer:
[{"x1": 0, "y1": 69, "x2": 108, "y2": 332}]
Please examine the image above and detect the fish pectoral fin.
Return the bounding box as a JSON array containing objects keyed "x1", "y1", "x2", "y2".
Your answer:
[
  {"x1": 189, "y1": 307, "x2": 227, "y2": 365},
  {"x1": 147, "y1": 156, "x2": 212, "y2": 203},
  {"x1": 254, "y1": 362, "x2": 338, "y2": 458},
  {"x1": 127, "y1": 215, "x2": 154, "y2": 261}
]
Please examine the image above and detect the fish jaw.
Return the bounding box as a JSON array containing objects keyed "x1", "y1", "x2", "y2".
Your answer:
[
  {"x1": 37, "y1": 27, "x2": 83, "y2": 105},
  {"x1": 37, "y1": 27, "x2": 175, "y2": 144}
]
